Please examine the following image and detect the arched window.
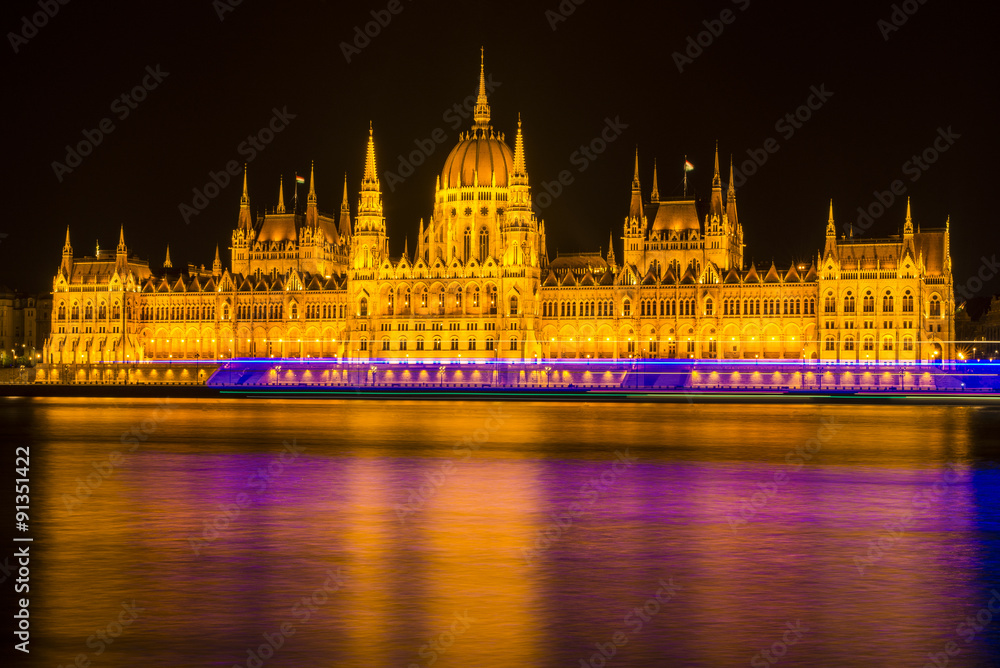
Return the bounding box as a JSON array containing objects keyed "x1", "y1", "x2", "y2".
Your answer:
[
  {"x1": 98, "y1": 302, "x2": 107, "y2": 319},
  {"x1": 488, "y1": 287, "x2": 497, "y2": 314},
  {"x1": 468, "y1": 337, "x2": 477, "y2": 351},
  {"x1": 825, "y1": 292, "x2": 836, "y2": 313},
  {"x1": 510, "y1": 295, "x2": 518, "y2": 315},
  {"x1": 903, "y1": 336, "x2": 914, "y2": 351},
  {"x1": 85, "y1": 301, "x2": 93, "y2": 319},
  {"x1": 824, "y1": 336, "x2": 835, "y2": 351},
  {"x1": 433, "y1": 337, "x2": 442, "y2": 351},
  {"x1": 844, "y1": 292, "x2": 855, "y2": 313},
  {"x1": 359, "y1": 297, "x2": 368, "y2": 317},
  {"x1": 882, "y1": 291, "x2": 894, "y2": 312},
  {"x1": 902, "y1": 290, "x2": 914, "y2": 313},
  {"x1": 863, "y1": 291, "x2": 874, "y2": 313},
  {"x1": 622, "y1": 298, "x2": 631, "y2": 317},
  {"x1": 463, "y1": 229, "x2": 472, "y2": 263},
  {"x1": 58, "y1": 302, "x2": 66, "y2": 319},
  {"x1": 510, "y1": 337, "x2": 518, "y2": 351},
  {"x1": 882, "y1": 337, "x2": 894, "y2": 351},
  {"x1": 290, "y1": 303, "x2": 298, "y2": 319},
  {"x1": 844, "y1": 336, "x2": 855, "y2": 351},
  {"x1": 399, "y1": 337, "x2": 408, "y2": 351},
  {"x1": 416, "y1": 337, "x2": 425, "y2": 351},
  {"x1": 450, "y1": 337, "x2": 459, "y2": 351},
  {"x1": 381, "y1": 337, "x2": 390, "y2": 351},
  {"x1": 705, "y1": 298, "x2": 713, "y2": 316},
  {"x1": 863, "y1": 336, "x2": 874, "y2": 351},
  {"x1": 479, "y1": 229, "x2": 489, "y2": 261},
  {"x1": 473, "y1": 287, "x2": 480, "y2": 308},
  {"x1": 929, "y1": 295, "x2": 941, "y2": 317}
]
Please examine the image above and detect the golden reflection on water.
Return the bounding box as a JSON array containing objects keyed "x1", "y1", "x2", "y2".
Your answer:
[{"x1": 7, "y1": 397, "x2": 997, "y2": 667}]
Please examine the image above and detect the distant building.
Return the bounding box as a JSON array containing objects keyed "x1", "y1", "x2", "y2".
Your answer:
[
  {"x1": 40, "y1": 53, "x2": 956, "y2": 376},
  {"x1": 0, "y1": 287, "x2": 51, "y2": 363}
]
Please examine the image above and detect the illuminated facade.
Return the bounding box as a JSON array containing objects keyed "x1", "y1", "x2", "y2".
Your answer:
[{"x1": 41, "y1": 55, "x2": 955, "y2": 372}]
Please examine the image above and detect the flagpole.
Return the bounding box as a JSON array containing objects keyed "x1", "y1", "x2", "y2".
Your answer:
[
  {"x1": 683, "y1": 155, "x2": 687, "y2": 198},
  {"x1": 293, "y1": 172, "x2": 299, "y2": 213}
]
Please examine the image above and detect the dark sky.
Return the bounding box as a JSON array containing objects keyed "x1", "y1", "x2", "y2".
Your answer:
[{"x1": 2, "y1": 0, "x2": 995, "y2": 296}]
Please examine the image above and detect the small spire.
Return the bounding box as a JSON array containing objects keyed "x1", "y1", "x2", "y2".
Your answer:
[
  {"x1": 164, "y1": 245, "x2": 172, "y2": 269},
  {"x1": 826, "y1": 199, "x2": 836, "y2": 237},
  {"x1": 403, "y1": 236, "x2": 409, "y2": 261},
  {"x1": 276, "y1": 176, "x2": 286, "y2": 214},
  {"x1": 728, "y1": 156, "x2": 736, "y2": 197},
  {"x1": 607, "y1": 231, "x2": 617, "y2": 267},
  {"x1": 712, "y1": 140, "x2": 721, "y2": 188},
  {"x1": 632, "y1": 147, "x2": 641, "y2": 189},
  {"x1": 213, "y1": 244, "x2": 222, "y2": 276},
  {"x1": 829, "y1": 199, "x2": 835, "y2": 224},
  {"x1": 241, "y1": 163, "x2": 249, "y2": 205},
  {"x1": 338, "y1": 173, "x2": 352, "y2": 240},
  {"x1": 118, "y1": 226, "x2": 125, "y2": 247},
  {"x1": 904, "y1": 196, "x2": 913, "y2": 234},
  {"x1": 308, "y1": 160, "x2": 316, "y2": 203},
  {"x1": 64, "y1": 226, "x2": 71, "y2": 248},
  {"x1": 650, "y1": 160, "x2": 659, "y2": 203}
]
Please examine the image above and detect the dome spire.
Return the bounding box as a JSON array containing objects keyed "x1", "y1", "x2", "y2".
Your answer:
[
  {"x1": 473, "y1": 47, "x2": 491, "y2": 131},
  {"x1": 363, "y1": 122, "x2": 379, "y2": 187}
]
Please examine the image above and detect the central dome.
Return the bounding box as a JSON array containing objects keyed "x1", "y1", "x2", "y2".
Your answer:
[{"x1": 441, "y1": 130, "x2": 514, "y2": 189}]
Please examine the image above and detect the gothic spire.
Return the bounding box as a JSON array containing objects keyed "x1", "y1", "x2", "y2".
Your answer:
[
  {"x1": 212, "y1": 244, "x2": 222, "y2": 276},
  {"x1": 826, "y1": 199, "x2": 836, "y2": 237},
  {"x1": 238, "y1": 164, "x2": 252, "y2": 231},
  {"x1": 164, "y1": 245, "x2": 172, "y2": 269},
  {"x1": 306, "y1": 161, "x2": 318, "y2": 228},
  {"x1": 651, "y1": 160, "x2": 660, "y2": 203},
  {"x1": 473, "y1": 47, "x2": 491, "y2": 131},
  {"x1": 276, "y1": 176, "x2": 286, "y2": 214},
  {"x1": 64, "y1": 226, "x2": 71, "y2": 251},
  {"x1": 338, "y1": 173, "x2": 352, "y2": 240},
  {"x1": 513, "y1": 113, "x2": 526, "y2": 177},
  {"x1": 607, "y1": 230, "x2": 617, "y2": 267},
  {"x1": 728, "y1": 156, "x2": 736, "y2": 198},
  {"x1": 712, "y1": 140, "x2": 721, "y2": 188},
  {"x1": 904, "y1": 196, "x2": 913, "y2": 234},
  {"x1": 362, "y1": 122, "x2": 379, "y2": 187},
  {"x1": 629, "y1": 148, "x2": 643, "y2": 221}
]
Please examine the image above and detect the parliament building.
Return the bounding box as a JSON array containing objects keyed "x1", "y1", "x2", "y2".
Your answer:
[{"x1": 40, "y1": 55, "x2": 956, "y2": 380}]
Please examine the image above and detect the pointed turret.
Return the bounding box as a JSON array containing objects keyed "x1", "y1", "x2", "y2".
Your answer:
[
  {"x1": 115, "y1": 226, "x2": 128, "y2": 273},
  {"x1": 904, "y1": 196, "x2": 913, "y2": 235},
  {"x1": 213, "y1": 244, "x2": 222, "y2": 277},
  {"x1": 607, "y1": 231, "x2": 617, "y2": 269},
  {"x1": 358, "y1": 124, "x2": 383, "y2": 225},
  {"x1": 513, "y1": 114, "x2": 527, "y2": 178},
  {"x1": 650, "y1": 160, "x2": 660, "y2": 203},
  {"x1": 338, "y1": 174, "x2": 352, "y2": 241},
  {"x1": 60, "y1": 226, "x2": 73, "y2": 277},
  {"x1": 237, "y1": 164, "x2": 253, "y2": 232},
  {"x1": 826, "y1": 199, "x2": 836, "y2": 238},
  {"x1": 629, "y1": 148, "x2": 643, "y2": 221},
  {"x1": 306, "y1": 161, "x2": 318, "y2": 228},
  {"x1": 709, "y1": 141, "x2": 724, "y2": 223},
  {"x1": 472, "y1": 47, "x2": 491, "y2": 132},
  {"x1": 402, "y1": 237, "x2": 409, "y2": 262},
  {"x1": 276, "y1": 176, "x2": 286, "y2": 214},
  {"x1": 163, "y1": 245, "x2": 172, "y2": 269}
]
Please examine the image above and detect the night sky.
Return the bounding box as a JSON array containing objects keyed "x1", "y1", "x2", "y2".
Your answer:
[{"x1": 2, "y1": 0, "x2": 995, "y2": 299}]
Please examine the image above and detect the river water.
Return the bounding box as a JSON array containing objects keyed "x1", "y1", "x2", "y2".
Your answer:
[{"x1": 4, "y1": 397, "x2": 1000, "y2": 667}]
